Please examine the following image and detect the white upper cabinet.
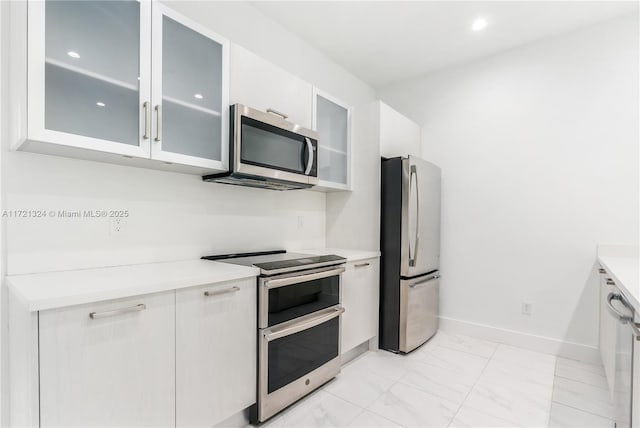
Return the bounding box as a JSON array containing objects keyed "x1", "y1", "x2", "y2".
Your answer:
[
  {"x1": 230, "y1": 44, "x2": 313, "y2": 129},
  {"x1": 312, "y1": 88, "x2": 352, "y2": 191},
  {"x1": 13, "y1": 0, "x2": 229, "y2": 174},
  {"x1": 26, "y1": 0, "x2": 151, "y2": 158},
  {"x1": 151, "y1": 4, "x2": 228, "y2": 171}
]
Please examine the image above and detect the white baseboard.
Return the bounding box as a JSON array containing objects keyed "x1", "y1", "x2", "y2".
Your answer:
[{"x1": 439, "y1": 316, "x2": 601, "y2": 364}]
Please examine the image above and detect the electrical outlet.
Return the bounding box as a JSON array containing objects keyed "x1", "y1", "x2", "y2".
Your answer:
[
  {"x1": 110, "y1": 217, "x2": 125, "y2": 235},
  {"x1": 521, "y1": 302, "x2": 532, "y2": 316}
]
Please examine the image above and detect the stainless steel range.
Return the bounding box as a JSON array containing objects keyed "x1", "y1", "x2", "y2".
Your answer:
[{"x1": 203, "y1": 250, "x2": 346, "y2": 423}]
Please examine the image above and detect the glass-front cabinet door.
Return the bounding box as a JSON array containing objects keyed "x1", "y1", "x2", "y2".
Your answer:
[
  {"x1": 151, "y1": 5, "x2": 229, "y2": 171},
  {"x1": 28, "y1": 0, "x2": 151, "y2": 157},
  {"x1": 313, "y1": 89, "x2": 351, "y2": 190}
]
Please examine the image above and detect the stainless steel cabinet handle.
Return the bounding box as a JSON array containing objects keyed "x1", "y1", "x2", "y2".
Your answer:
[
  {"x1": 607, "y1": 293, "x2": 633, "y2": 322},
  {"x1": 598, "y1": 268, "x2": 606, "y2": 274},
  {"x1": 89, "y1": 304, "x2": 146, "y2": 320},
  {"x1": 143, "y1": 101, "x2": 151, "y2": 139},
  {"x1": 632, "y1": 322, "x2": 640, "y2": 340},
  {"x1": 266, "y1": 108, "x2": 288, "y2": 119},
  {"x1": 304, "y1": 137, "x2": 314, "y2": 175},
  {"x1": 154, "y1": 104, "x2": 162, "y2": 142},
  {"x1": 264, "y1": 306, "x2": 345, "y2": 342},
  {"x1": 607, "y1": 293, "x2": 640, "y2": 340},
  {"x1": 354, "y1": 262, "x2": 370, "y2": 268},
  {"x1": 204, "y1": 286, "x2": 240, "y2": 297},
  {"x1": 408, "y1": 273, "x2": 440, "y2": 288},
  {"x1": 606, "y1": 279, "x2": 615, "y2": 285},
  {"x1": 409, "y1": 165, "x2": 420, "y2": 267},
  {"x1": 265, "y1": 266, "x2": 345, "y2": 289}
]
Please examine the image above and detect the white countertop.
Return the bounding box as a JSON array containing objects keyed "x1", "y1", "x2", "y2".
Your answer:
[
  {"x1": 7, "y1": 260, "x2": 260, "y2": 312},
  {"x1": 598, "y1": 245, "x2": 640, "y2": 312},
  {"x1": 298, "y1": 248, "x2": 381, "y2": 262}
]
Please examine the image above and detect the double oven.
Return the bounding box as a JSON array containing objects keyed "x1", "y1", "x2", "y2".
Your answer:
[{"x1": 207, "y1": 251, "x2": 346, "y2": 423}]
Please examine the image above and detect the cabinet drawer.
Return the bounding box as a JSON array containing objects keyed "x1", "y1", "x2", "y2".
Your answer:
[
  {"x1": 341, "y1": 258, "x2": 380, "y2": 353},
  {"x1": 176, "y1": 278, "x2": 257, "y2": 426},
  {"x1": 39, "y1": 291, "x2": 175, "y2": 427}
]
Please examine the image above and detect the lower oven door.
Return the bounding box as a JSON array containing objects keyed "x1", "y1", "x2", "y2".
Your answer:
[{"x1": 258, "y1": 305, "x2": 344, "y2": 422}]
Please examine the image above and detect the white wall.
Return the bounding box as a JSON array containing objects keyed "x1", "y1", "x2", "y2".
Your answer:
[
  {"x1": 326, "y1": 102, "x2": 381, "y2": 251},
  {"x1": 379, "y1": 13, "x2": 639, "y2": 356},
  {"x1": 162, "y1": 1, "x2": 376, "y2": 108},
  {"x1": 0, "y1": 1, "x2": 6, "y2": 424},
  {"x1": 379, "y1": 102, "x2": 421, "y2": 159},
  {"x1": 1, "y1": 1, "x2": 377, "y2": 276}
]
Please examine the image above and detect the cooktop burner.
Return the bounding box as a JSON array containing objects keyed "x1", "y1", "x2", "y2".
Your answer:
[{"x1": 202, "y1": 250, "x2": 346, "y2": 275}]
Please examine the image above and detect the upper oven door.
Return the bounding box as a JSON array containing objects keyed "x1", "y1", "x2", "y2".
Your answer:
[
  {"x1": 232, "y1": 104, "x2": 319, "y2": 185},
  {"x1": 259, "y1": 265, "x2": 344, "y2": 328}
]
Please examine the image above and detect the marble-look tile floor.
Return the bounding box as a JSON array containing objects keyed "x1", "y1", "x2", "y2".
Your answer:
[{"x1": 257, "y1": 331, "x2": 615, "y2": 428}]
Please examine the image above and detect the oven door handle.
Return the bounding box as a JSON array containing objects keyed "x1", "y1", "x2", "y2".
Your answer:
[
  {"x1": 264, "y1": 306, "x2": 345, "y2": 342},
  {"x1": 264, "y1": 266, "x2": 345, "y2": 289}
]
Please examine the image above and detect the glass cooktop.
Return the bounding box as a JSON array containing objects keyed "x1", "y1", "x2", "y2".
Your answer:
[{"x1": 202, "y1": 250, "x2": 345, "y2": 275}]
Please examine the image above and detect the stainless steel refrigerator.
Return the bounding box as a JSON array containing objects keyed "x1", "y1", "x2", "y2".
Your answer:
[{"x1": 380, "y1": 155, "x2": 441, "y2": 353}]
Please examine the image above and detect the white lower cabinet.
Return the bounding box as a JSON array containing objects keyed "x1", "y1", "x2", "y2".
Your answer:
[
  {"x1": 633, "y1": 323, "x2": 640, "y2": 428},
  {"x1": 341, "y1": 257, "x2": 380, "y2": 353},
  {"x1": 176, "y1": 278, "x2": 257, "y2": 427},
  {"x1": 39, "y1": 292, "x2": 176, "y2": 427},
  {"x1": 599, "y1": 270, "x2": 618, "y2": 395}
]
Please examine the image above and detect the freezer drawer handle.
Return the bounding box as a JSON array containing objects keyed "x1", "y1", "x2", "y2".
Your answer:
[
  {"x1": 408, "y1": 273, "x2": 440, "y2": 288},
  {"x1": 204, "y1": 286, "x2": 240, "y2": 297},
  {"x1": 89, "y1": 304, "x2": 146, "y2": 320},
  {"x1": 263, "y1": 306, "x2": 345, "y2": 342}
]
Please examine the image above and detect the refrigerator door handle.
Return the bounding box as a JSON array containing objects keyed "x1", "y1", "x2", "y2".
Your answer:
[{"x1": 409, "y1": 165, "x2": 420, "y2": 267}]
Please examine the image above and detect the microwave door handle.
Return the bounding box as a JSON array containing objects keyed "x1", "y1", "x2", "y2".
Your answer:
[{"x1": 304, "y1": 137, "x2": 313, "y2": 175}]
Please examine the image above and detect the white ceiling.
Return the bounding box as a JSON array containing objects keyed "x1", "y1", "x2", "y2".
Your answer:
[{"x1": 251, "y1": 1, "x2": 639, "y2": 88}]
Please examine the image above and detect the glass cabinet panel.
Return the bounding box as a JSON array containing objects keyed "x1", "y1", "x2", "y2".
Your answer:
[
  {"x1": 159, "y1": 15, "x2": 224, "y2": 162},
  {"x1": 44, "y1": 0, "x2": 142, "y2": 146},
  {"x1": 315, "y1": 94, "x2": 349, "y2": 186}
]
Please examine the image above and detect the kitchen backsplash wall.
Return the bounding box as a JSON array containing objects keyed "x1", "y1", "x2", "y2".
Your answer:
[{"x1": 4, "y1": 151, "x2": 326, "y2": 275}]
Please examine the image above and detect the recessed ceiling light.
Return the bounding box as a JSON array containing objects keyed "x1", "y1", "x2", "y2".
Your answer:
[
  {"x1": 472, "y1": 17, "x2": 487, "y2": 32},
  {"x1": 194, "y1": 93, "x2": 204, "y2": 99},
  {"x1": 67, "y1": 50, "x2": 80, "y2": 59},
  {"x1": 96, "y1": 102, "x2": 105, "y2": 107}
]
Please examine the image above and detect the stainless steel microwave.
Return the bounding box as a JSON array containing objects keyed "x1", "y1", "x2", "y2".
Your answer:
[{"x1": 203, "y1": 104, "x2": 319, "y2": 190}]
